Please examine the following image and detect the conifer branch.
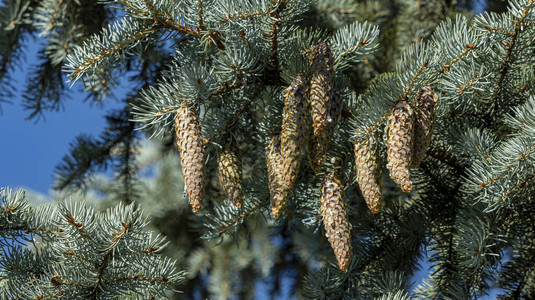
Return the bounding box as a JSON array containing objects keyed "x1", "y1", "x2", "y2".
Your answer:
[
  {"x1": 47, "y1": 0, "x2": 65, "y2": 32},
  {"x1": 267, "y1": 0, "x2": 287, "y2": 84},
  {"x1": 222, "y1": 9, "x2": 269, "y2": 22},
  {"x1": 69, "y1": 24, "x2": 157, "y2": 80},
  {"x1": 440, "y1": 43, "x2": 476, "y2": 74},
  {"x1": 481, "y1": 24, "x2": 514, "y2": 35},
  {"x1": 457, "y1": 73, "x2": 479, "y2": 94},
  {"x1": 203, "y1": 86, "x2": 263, "y2": 145},
  {"x1": 64, "y1": 213, "x2": 92, "y2": 240},
  {"x1": 0, "y1": 225, "x2": 63, "y2": 234},
  {"x1": 491, "y1": 0, "x2": 535, "y2": 103},
  {"x1": 216, "y1": 197, "x2": 269, "y2": 237},
  {"x1": 116, "y1": 0, "x2": 150, "y2": 17},
  {"x1": 198, "y1": 0, "x2": 204, "y2": 29},
  {"x1": 497, "y1": 172, "x2": 535, "y2": 201},
  {"x1": 477, "y1": 142, "x2": 535, "y2": 188},
  {"x1": 404, "y1": 58, "x2": 429, "y2": 99},
  {"x1": 92, "y1": 250, "x2": 113, "y2": 296}
]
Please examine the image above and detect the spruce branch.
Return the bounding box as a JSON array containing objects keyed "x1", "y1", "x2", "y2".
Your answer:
[
  {"x1": 491, "y1": 0, "x2": 535, "y2": 104},
  {"x1": 266, "y1": 0, "x2": 287, "y2": 84},
  {"x1": 66, "y1": 18, "x2": 157, "y2": 82}
]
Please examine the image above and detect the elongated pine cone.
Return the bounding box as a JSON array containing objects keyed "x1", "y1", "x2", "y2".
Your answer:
[
  {"x1": 310, "y1": 90, "x2": 342, "y2": 173},
  {"x1": 266, "y1": 135, "x2": 288, "y2": 217},
  {"x1": 175, "y1": 103, "x2": 206, "y2": 212},
  {"x1": 320, "y1": 170, "x2": 352, "y2": 271},
  {"x1": 218, "y1": 141, "x2": 243, "y2": 208},
  {"x1": 411, "y1": 86, "x2": 438, "y2": 168},
  {"x1": 354, "y1": 136, "x2": 382, "y2": 213},
  {"x1": 386, "y1": 100, "x2": 414, "y2": 193},
  {"x1": 309, "y1": 42, "x2": 336, "y2": 173},
  {"x1": 275, "y1": 75, "x2": 309, "y2": 217}
]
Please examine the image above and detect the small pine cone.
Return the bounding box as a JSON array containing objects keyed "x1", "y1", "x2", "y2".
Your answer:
[
  {"x1": 279, "y1": 75, "x2": 309, "y2": 203},
  {"x1": 266, "y1": 135, "x2": 288, "y2": 217},
  {"x1": 354, "y1": 136, "x2": 382, "y2": 213},
  {"x1": 309, "y1": 89, "x2": 342, "y2": 173},
  {"x1": 411, "y1": 86, "x2": 438, "y2": 168},
  {"x1": 320, "y1": 170, "x2": 352, "y2": 271},
  {"x1": 218, "y1": 141, "x2": 243, "y2": 208},
  {"x1": 175, "y1": 103, "x2": 206, "y2": 212},
  {"x1": 386, "y1": 100, "x2": 414, "y2": 193}
]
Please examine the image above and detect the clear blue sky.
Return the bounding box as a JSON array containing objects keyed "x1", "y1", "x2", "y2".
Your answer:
[{"x1": 0, "y1": 38, "x2": 122, "y2": 195}]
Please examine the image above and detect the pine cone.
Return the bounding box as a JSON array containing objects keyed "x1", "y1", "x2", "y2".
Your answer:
[
  {"x1": 354, "y1": 136, "x2": 382, "y2": 213},
  {"x1": 309, "y1": 42, "x2": 336, "y2": 173},
  {"x1": 309, "y1": 89, "x2": 342, "y2": 173},
  {"x1": 411, "y1": 86, "x2": 438, "y2": 168},
  {"x1": 320, "y1": 170, "x2": 352, "y2": 271},
  {"x1": 276, "y1": 75, "x2": 309, "y2": 216},
  {"x1": 218, "y1": 141, "x2": 243, "y2": 208},
  {"x1": 265, "y1": 135, "x2": 288, "y2": 217},
  {"x1": 175, "y1": 103, "x2": 206, "y2": 212},
  {"x1": 386, "y1": 100, "x2": 414, "y2": 193}
]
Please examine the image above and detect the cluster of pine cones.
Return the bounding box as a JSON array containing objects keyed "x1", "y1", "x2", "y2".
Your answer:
[
  {"x1": 172, "y1": 41, "x2": 437, "y2": 271},
  {"x1": 174, "y1": 103, "x2": 244, "y2": 213},
  {"x1": 265, "y1": 42, "x2": 352, "y2": 270},
  {"x1": 355, "y1": 86, "x2": 438, "y2": 216}
]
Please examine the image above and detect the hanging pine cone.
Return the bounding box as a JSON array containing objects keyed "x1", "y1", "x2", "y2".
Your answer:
[
  {"x1": 320, "y1": 170, "x2": 352, "y2": 271},
  {"x1": 354, "y1": 136, "x2": 382, "y2": 213},
  {"x1": 217, "y1": 140, "x2": 244, "y2": 208},
  {"x1": 386, "y1": 100, "x2": 414, "y2": 193},
  {"x1": 309, "y1": 41, "x2": 336, "y2": 173},
  {"x1": 175, "y1": 102, "x2": 206, "y2": 212},
  {"x1": 275, "y1": 74, "x2": 309, "y2": 217},
  {"x1": 265, "y1": 135, "x2": 288, "y2": 217},
  {"x1": 309, "y1": 89, "x2": 342, "y2": 173},
  {"x1": 411, "y1": 86, "x2": 438, "y2": 168}
]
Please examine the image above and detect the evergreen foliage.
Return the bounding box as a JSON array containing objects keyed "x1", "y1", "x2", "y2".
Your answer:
[
  {"x1": 0, "y1": 187, "x2": 185, "y2": 298},
  {"x1": 2, "y1": 0, "x2": 535, "y2": 298}
]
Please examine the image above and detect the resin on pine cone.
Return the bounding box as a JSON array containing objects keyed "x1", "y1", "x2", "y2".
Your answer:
[
  {"x1": 266, "y1": 135, "x2": 288, "y2": 217},
  {"x1": 309, "y1": 89, "x2": 342, "y2": 173},
  {"x1": 218, "y1": 140, "x2": 244, "y2": 208},
  {"x1": 309, "y1": 41, "x2": 336, "y2": 173},
  {"x1": 386, "y1": 100, "x2": 414, "y2": 193},
  {"x1": 411, "y1": 86, "x2": 438, "y2": 168},
  {"x1": 354, "y1": 136, "x2": 382, "y2": 213},
  {"x1": 320, "y1": 170, "x2": 352, "y2": 271},
  {"x1": 175, "y1": 102, "x2": 206, "y2": 212},
  {"x1": 275, "y1": 74, "x2": 309, "y2": 217}
]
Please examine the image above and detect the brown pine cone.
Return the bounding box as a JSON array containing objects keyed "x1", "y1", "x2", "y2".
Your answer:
[
  {"x1": 386, "y1": 100, "x2": 414, "y2": 193},
  {"x1": 411, "y1": 86, "x2": 438, "y2": 168},
  {"x1": 175, "y1": 102, "x2": 206, "y2": 212},
  {"x1": 320, "y1": 170, "x2": 352, "y2": 271},
  {"x1": 309, "y1": 89, "x2": 342, "y2": 173},
  {"x1": 276, "y1": 74, "x2": 309, "y2": 217},
  {"x1": 309, "y1": 42, "x2": 336, "y2": 173},
  {"x1": 354, "y1": 136, "x2": 382, "y2": 213},
  {"x1": 266, "y1": 135, "x2": 288, "y2": 217},
  {"x1": 218, "y1": 140, "x2": 244, "y2": 208}
]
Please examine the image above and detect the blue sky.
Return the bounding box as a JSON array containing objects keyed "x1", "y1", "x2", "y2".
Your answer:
[{"x1": 0, "y1": 38, "x2": 122, "y2": 195}]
